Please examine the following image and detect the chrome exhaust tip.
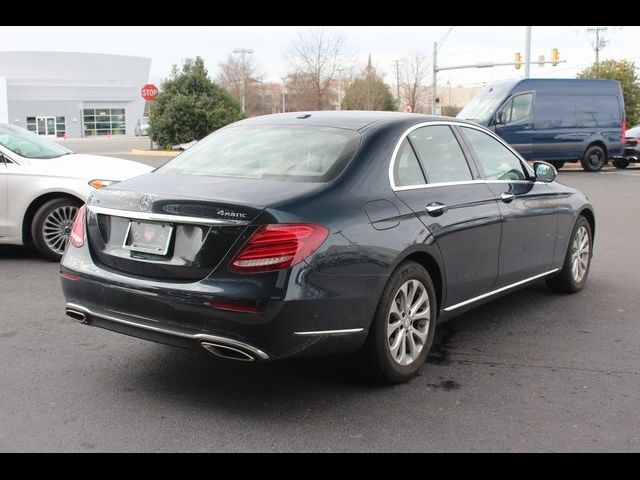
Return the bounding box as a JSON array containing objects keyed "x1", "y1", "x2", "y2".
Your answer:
[
  {"x1": 201, "y1": 342, "x2": 255, "y2": 362},
  {"x1": 65, "y1": 309, "x2": 87, "y2": 323}
]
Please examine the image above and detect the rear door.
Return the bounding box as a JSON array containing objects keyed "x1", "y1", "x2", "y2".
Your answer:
[
  {"x1": 459, "y1": 125, "x2": 559, "y2": 287},
  {"x1": 391, "y1": 124, "x2": 502, "y2": 307},
  {"x1": 494, "y1": 92, "x2": 535, "y2": 159}
]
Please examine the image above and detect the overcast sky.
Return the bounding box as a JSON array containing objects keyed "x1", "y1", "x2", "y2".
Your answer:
[{"x1": 1, "y1": 26, "x2": 638, "y2": 87}]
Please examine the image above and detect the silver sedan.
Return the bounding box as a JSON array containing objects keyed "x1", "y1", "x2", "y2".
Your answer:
[{"x1": 0, "y1": 124, "x2": 153, "y2": 260}]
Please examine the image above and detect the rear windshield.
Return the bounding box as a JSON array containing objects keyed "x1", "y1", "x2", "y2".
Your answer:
[{"x1": 158, "y1": 125, "x2": 361, "y2": 183}]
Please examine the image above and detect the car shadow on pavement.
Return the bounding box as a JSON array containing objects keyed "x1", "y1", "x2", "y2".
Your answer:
[
  {"x1": 102, "y1": 281, "x2": 561, "y2": 419},
  {"x1": 0, "y1": 245, "x2": 44, "y2": 260}
]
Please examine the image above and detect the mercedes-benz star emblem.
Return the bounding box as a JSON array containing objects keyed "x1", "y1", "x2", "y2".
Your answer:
[{"x1": 139, "y1": 195, "x2": 152, "y2": 211}]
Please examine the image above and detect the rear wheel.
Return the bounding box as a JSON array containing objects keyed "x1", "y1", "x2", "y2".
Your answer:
[
  {"x1": 613, "y1": 160, "x2": 629, "y2": 169},
  {"x1": 581, "y1": 145, "x2": 606, "y2": 172},
  {"x1": 365, "y1": 261, "x2": 437, "y2": 383},
  {"x1": 547, "y1": 216, "x2": 592, "y2": 293},
  {"x1": 31, "y1": 197, "x2": 82, "y2": 261},
  {"x1": 549, "y1": 161, "x2": 565, "y2": 170}
]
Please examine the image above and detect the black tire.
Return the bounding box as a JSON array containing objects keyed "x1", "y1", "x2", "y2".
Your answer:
[
  {"x1": 31, "y1": 197, "x2": 82, "y2": 261},
  {"x1": 549, "y1": 161, "x2": 565, "y2": 170},
  {"x1": 364, "y1": 261, "x2": 437, "y2": 383},
  {"x1": 613, "y1": 160, "x2": 629, "y2": 169},
  {"x1": 581, "y1": 144, "x2": 606, "y2": 172},
  {"x1": 546, "y1": 216, "x2": 592, "y2": 293}
]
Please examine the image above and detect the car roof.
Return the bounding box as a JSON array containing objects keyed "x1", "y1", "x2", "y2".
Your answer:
[{"x1": 232, "y1": 111, "x2": 472, "y2": 132}]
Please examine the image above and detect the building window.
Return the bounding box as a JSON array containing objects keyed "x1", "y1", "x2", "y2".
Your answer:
[
  {"x1": 55, "y1": 117, "x2": 66, "y2": 137},
  {"x1": 26, "y1": 117, "x2": 36, "y2": 133},
  {"x1": 83, "y1": 108, "x2": 126, "y2": 136}
]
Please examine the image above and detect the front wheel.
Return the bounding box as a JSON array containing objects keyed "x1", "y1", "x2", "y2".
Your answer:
[
  {"x1": 581, "y1": 145, "x2": 606, "y2": 172},
  {"x1": 364, "y1": 261, "x2": 437, "y2": 383},
  {"x1": 547, "y1": 216, "x2": 592, "y2": 293},
  {"x1": 31, "y1": 197, "x2": 82, "y2": 261}
]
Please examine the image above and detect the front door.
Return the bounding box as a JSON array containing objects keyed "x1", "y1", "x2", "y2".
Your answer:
[
  {"x1": 459, "y1": 125, "x2": 559, "y2": 287},
  {"x1": 494, "y1": 92, "x2": 534, "y2": 159},
  {"x1": 36, "y1": 117, "x2": 56, "y2": 137},
  {"x1": 391, "y1": 125, "x2": 502, "y2": 307}
]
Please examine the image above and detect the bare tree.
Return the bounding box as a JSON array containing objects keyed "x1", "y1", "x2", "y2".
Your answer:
[
  {"x1": 217, "y1": 53, "x2": 267, "y2": 115},
  {"x1": 287, "y1": 27, "x2": 346, "y2": 110},
  {"x1": 399, "y1": 53, "x2": 430, "y2": 113}
]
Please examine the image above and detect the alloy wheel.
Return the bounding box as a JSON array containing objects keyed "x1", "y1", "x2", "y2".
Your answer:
[
  {"x1": 42, "y1": 205, "x2": 78, "y2": 255},
  {"x1": 571, "y1": 225, "x2": 590, "y2": 283},
  {"x1": 387, "y1": 279, "x2": 431, "y2": 366}
]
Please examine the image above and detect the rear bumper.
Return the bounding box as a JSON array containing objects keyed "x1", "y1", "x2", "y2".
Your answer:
[
  {"x1": 65, "y1": 302, "x2": 269, "y2": 360},
  {"x1": 60, "y1": 245, "x2": 386, "y2": 359}
]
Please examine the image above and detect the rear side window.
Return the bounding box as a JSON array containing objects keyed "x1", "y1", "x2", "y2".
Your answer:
[
  {"x1": 408, "y1": 125, "x2": 472, "y2": 183},
  {"x1": 575, "y1": 95, "x2": 621, "y2": 128},
  {"x1": 158, "y1": 125, "x2": 360, "y2": 183},
  {"x1": 534, "y1": 94, "x2": 576, "y2": 129},
  {"x1": 461, "y1": 127, "x2": 526, "y2": 181},
  {"x1": 394, "y1": 139, "x2": 426, "y2": 187}
]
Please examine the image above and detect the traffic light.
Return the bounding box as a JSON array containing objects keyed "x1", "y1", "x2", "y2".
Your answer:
[
  {"x1": 552, "y1": 48, "x2": 560, "y2": 66},
  {"x1": 515, "y1": 52, "x2": 522, "y2": 69}
]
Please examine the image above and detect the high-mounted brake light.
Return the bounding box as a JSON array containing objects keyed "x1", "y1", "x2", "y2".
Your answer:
[
  {"x1": 70, "y1": 205, "x2": 86, "y2": 248},
  {"x1": 230, "y1": 224, "x2": 329, "y2": 273}
]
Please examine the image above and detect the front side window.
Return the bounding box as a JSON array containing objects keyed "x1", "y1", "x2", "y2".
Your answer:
[
  {"x1": 461, "y1": 127, "x2": 526, "y2": 181},
  {"x1": 498, "y1": 93, "x2": 534, "y2": 124},
  {"x1": 408, "y1": 125, "x2": 472, "y2": 183},
  {"x1": 158, "y1": 125, "x2": 360, "y2": 183}
]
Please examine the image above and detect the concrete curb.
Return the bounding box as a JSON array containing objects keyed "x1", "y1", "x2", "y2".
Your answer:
[{"x1": 130, "y1": 149, "x2": 180, "y2": 157}]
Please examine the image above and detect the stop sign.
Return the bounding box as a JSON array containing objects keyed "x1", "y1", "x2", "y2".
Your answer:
[{"x1": 141, "y1": 84, "x2": 159, "y2": 102}]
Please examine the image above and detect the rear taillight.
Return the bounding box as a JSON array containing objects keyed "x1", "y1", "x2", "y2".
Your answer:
[
  {"x1": 70, "y1": 205, "x2": 86, "y2": 248},
  {"x1": 622, "y1": 120, "x2": 626, "y2": 144},
  {"x1": 230, "y1": 224, "x2": 329, "y2": 273}
]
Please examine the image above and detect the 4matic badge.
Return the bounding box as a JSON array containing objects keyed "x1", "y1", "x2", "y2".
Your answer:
[{"x1": 216, "y1": 209, "x2": 247, "y2": 219}]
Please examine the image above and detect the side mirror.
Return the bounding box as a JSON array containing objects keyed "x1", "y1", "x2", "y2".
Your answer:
[{"x1": 533, "y1": 161, "x2": 557, "y2": 183}]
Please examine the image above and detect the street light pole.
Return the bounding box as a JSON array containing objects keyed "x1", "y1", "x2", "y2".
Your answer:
[
  {"x1": 337, "y1": 69, "x2": 343, "y2": 111},
  {"x1": 233, "y1": 48, "x2": 254, "y2": 114}
]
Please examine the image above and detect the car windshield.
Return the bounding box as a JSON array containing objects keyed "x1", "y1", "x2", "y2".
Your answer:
[
  {"x1": 158, "y1": 125, "x2": 361, "y2": 183},
  {"x1": 140, "y1": 117, "x2": 149, "y2": 125},
  {"x1": 457, "y1": 81, "x2": 515, "y2": 124},
  {"x1": 0, "y1": 124, "x2": 72, "y2": 159}
]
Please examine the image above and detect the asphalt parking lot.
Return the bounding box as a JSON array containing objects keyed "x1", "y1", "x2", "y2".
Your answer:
[{"x1": 1, "y1": 150, "x2": 639, "y2": 451}]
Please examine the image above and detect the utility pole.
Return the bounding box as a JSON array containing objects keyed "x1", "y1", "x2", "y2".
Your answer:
[
  {"x1": 524, "y1": 26, "x2": 531, "y2": 78},
  {"x1": 233, "y1": 48, "x2": 254, "y2": 113},
  {"x1": 337, "y1": 68, "x2": 343, "y2": 111},
  {"x1": 393, "y1": 59, "x2": 401, "y2": 108},
  {"x1": 281, "y1": 76, "x2": 286, "y2": 113},
  {"x1": 587, "y1": 27, "x2": 609, "y2": 72},
  {"x1": 432, "y1": 41, "x2": 438, "y2": 115}
]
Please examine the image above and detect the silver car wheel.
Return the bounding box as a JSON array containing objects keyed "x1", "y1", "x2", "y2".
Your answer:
[
  {"x1": 387, "y1": 279, "x2": 430, "y2": 366},
  {"x1": 571, "y1": 225, "x2": 590, "y2": 283},
  {"x1": 42, "y1": 205, "x2": 78, "y2": 255}
]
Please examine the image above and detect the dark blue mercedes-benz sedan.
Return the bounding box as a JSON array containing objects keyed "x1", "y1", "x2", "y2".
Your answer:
[{"x1": 60, "y1": 111, "x2": 595, "y2": 382}]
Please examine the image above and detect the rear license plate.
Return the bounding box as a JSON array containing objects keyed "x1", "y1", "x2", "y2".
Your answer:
[{"x1": 123, "y1": 220, "x2": 173, "y2": 255}]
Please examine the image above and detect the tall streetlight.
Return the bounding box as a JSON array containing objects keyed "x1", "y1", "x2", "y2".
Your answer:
[{"x1": 233, "y1": 48, "x2": 254, "y2": 113}]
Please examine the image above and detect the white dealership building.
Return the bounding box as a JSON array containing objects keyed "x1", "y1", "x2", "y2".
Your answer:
[{"x1": 0, "y1": 52, "x2": 151, "y2": 138}]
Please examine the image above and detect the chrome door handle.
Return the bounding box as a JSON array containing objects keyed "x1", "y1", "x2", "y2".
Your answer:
[
  {"x1": 500, "y1": 192, "x2": 516, "y2": 203},
  {"x1": 426, "y1": 202, "x2": 447, "y2": 217}
]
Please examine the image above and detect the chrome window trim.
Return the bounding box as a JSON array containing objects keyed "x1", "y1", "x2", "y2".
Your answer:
[
  {"x1": 388, "y1": 120, "x2": 536, "y2": 191},
  {"x1": 443, "y1": 268, "x2": 560, "y2": 312},
  {"x1": 294, "y1": 328, "x2": 364, "y2": 336},
  {"x1": 65, "y1": 302, "x2": 269, "y2": 359},
  {"x1": 87, "y1": 205, "x2": 250, "y2": 226}
]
